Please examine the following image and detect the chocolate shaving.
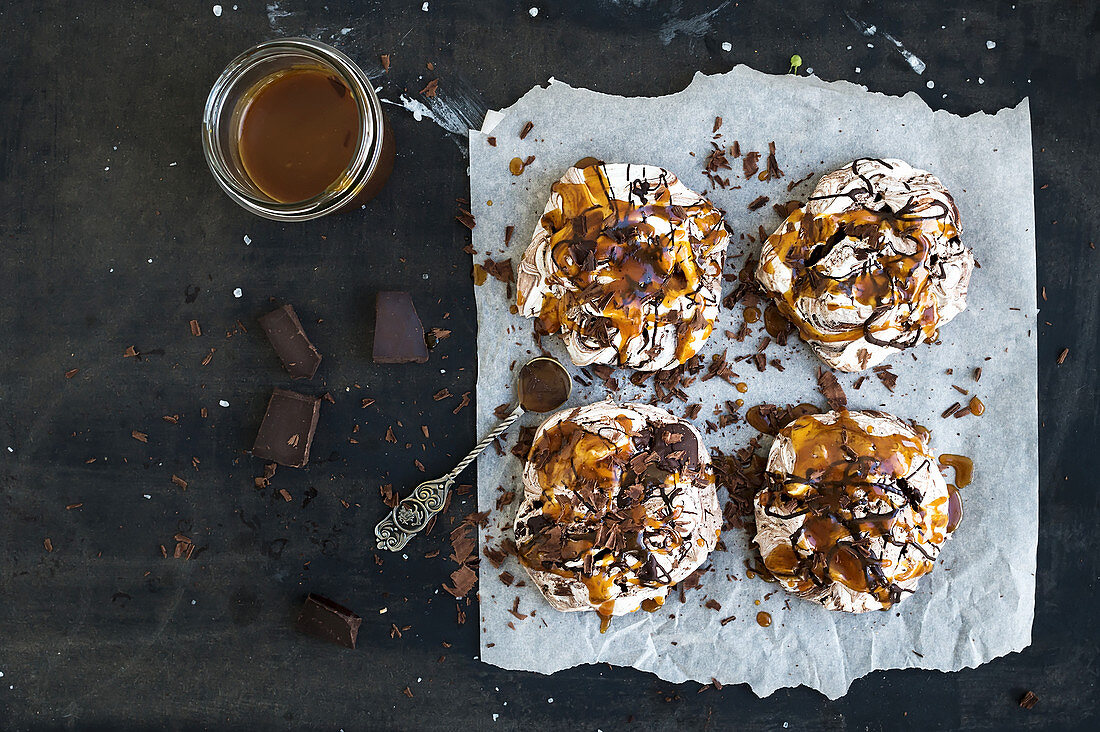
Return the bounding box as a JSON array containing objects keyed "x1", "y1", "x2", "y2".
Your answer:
[
  {"x1": 816, "y1": 368, "x2": 847, "y2": 411},
  {"x1": 1018, "y1": 691, "x2": 1039, "y2": 709},
  {"x1": 420, "y1": 78, "x2": 438, "y2": 97},
  {"x1": 519, "y1": 121, "x2": 534, "y2": 139},
  {"x1": 379, "y1": 484, "x2": 399, "y2": 508},
  {"x1": 747, "y1": 195, "x2": 770, "y2": 211},
  {"x1": 742, "y1": 151, "x2": 761, "y2": 178},
  {"x1": 380, "y1": 54, "x2": 390, "y2": 71},
  {"x1": 481, "y1": 257, "x2": 514, "y2": 284},
  {"x1": 874, "y1": 368, "x2": 898, "y2": 392}
]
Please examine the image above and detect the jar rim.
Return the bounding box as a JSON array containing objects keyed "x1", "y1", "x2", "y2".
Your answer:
[{"x1": 202, "y1": 38, "x2": 384, "y2": 221}]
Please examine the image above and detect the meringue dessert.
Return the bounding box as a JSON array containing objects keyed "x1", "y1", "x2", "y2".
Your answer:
[
  {"x1": 514, "y1": 401, "x2": 720, "y2": 630},
  {"x1": 754, "y1": 409, "x2": 958, "y2": 613},
  {"x1": 517, "y1": 162, "x2": 731, "y2": 371},
  {"x1": 756, "y1": 158, "x2": 974, "y2": 372}
]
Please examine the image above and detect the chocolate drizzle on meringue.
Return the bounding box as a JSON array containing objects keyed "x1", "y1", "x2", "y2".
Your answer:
[
  {"x1": 518, "y1": 164, "x2": 730, "y2": 370},
  {"x1": 515, "y1": 405, "x2": 716, "y2": 631},
  {"x1": 757, "y1": 159, "x2": 974, "y2": 371},
  {"x1": 756, "y1": 410, "x2": 953, "y2": 610}
]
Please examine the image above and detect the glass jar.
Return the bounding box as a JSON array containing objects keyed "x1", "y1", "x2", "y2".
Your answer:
[{"x1": 202, "y1": 38, "x2": 394, "y2": 221}]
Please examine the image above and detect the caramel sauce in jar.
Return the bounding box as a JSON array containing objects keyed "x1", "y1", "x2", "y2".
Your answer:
[{"x1": 238, "y1": 68, "x2": 361, "y2": 203}]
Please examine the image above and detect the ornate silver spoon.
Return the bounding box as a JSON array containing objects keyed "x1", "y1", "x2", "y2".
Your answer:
[{"x1": 374, "y1": 356, "x2": 571, "y2": 551}]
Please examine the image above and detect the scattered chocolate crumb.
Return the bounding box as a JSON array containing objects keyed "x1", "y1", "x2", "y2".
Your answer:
[
  {"x1": 65, "y1": 368, "x2": 79, "y2": 379},
  {"x1": 487, "y1": 136, "x2": 496, "y2": 146},
  {"x1": 704, "y1": 599, "x2": 722, "y2": 611},
  {"x1": 499, "y1": 571, "x2": 514, "y2": 586},
  {"x1": 123, "y1": 346, "x2": 139, "y2": 358},
  {"x1": 380, "y1": 54, "x2": 390, "y2": 71},
  {"x1": 420, "y1": 78, "x2": 438, "y2": 97},
  {"x1": 362, "y1": 398, "x2": 376, "y2": 408},
  {"x1": 201, "y1": 348, "x2": 215, "y2": 366},
  {"x1": 941, "y1": 402, "x2": 961, "y2": 418},
  {"x1": 504, "y1": 225, "x2": 515, "y2": 246},
  {"x1": 402, "y1": 687, "x2": 413, "y2": 698},
  {"x1": 1018, "y1": 691, "x2": 1039, "y2": 709},
  {"x1": 1056, "y1": 347, "x2": 1069, "y2": 364},
  {"x1": 414, "y1": 460, "x2": 425, "y2": 472},
  {"x1": 720, "y1": 615, "x2": 737, "y2": 626},
  {"x1": 131, "y1": 430, "x2": 148, "y2": 443},
  {"x1": 278, "y1": 488, "x2": 292, "y2": 502},
  {"x1": 189, "y1": 319, "x2": 202, "y2": 337},
  {"x1": 747, "y1": 195, "x2": 770, "y2": 211},
  {"x1": 452, "y1": 392, "x2": 471, "y2": 415},
  {"x1": 951, "y1": 384, "x2": 969, "y2": 395},
  {"x1": 974, "y1": 367, "x2": 982, "y2": 382},
  {"x1": 433, "y1": 389, "x2": 452, "y2": 401},
  {"x1": 712, "y1": 116, "x2": 722, "y2": 133},
  {"x1": 171, "y1": 475, "x2": 188, "y2": 490},
  {"x1": 519, "y1": 121, "x2": 534, "y2": 139},
  {"x1": 730, "y1": 140, "x2": 741, "y2": 157},
  {"x1": 44, "y1": 538, "x2": 53, "y2": 552},
  {"x1": 494, "y1": 402, "x2": 514, "y2": 420}
]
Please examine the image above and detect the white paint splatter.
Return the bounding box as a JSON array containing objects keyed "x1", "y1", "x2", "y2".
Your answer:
[
  {"x1": 926, "y1": 80, "x2": 934, "y2": 88},
  {"x1": 422, "y1": 2, "x2": 429, "y2": 10},
  {"x1": 529, "y1": 6, "x2": 538, "y2": 16},
  {"x1": 978, "y1": 77, "x2": 985, "y2": 84},
  {"x1": 340, "y1": 27, "x2": 352, "y2": 34},
  {"x1": 721, "y1": 41, "x2": 732, "y2": 52},
  {"x1": 213, "y1": 4, "x2": 222, "y2": 17},
  {"x1": 844, "y1": 12, "x2": 925, "y2": 74},
  {"x1": 986, "y1": 40, "x2": 996, "y2": 49},
  {"x1": 219, "y1": 400, "x2": 230, "y2": 407},
  {"x1": 266, "y1": 2, "x2": 297, "y2": 30},
  {"x1": 233, "y1": 287, "x2": 243, "y2": 298},
  {"x1": 658, "y1": 1, "x2": 730, "y2": 45}
]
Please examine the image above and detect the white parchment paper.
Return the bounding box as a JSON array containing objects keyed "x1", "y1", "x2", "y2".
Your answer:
[{"x1": 467, "y1": 66, "x2": 1036, "y2": 699}]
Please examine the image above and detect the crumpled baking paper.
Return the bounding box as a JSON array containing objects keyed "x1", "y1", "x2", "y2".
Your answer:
[{"x1": 467, "y1": 65, "x2": 1036, "y2": 699}]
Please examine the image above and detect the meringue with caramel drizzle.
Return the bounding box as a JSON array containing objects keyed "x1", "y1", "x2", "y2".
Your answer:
[
  {"x1": 754, "y1": 409, "x2": 957, "y2": 613},
  {"x1": 514, "y1": 401, "x2": 720, "y2": 631},
  {"x1": 756, "y1": 159, "x2": 974, "y2": 372},
  {"x1": 517, "y1": 162, "x2": 731, "y2": 371}
]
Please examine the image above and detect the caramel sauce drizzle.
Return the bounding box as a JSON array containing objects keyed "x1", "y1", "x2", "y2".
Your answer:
[
  {"x1": 516, "y1": 416, "x2": 705, "y2": 631},
  {"x1": 521, "y1": 164, "x2": 727, "y2": 365},
  {"x1": 759, "y1": 159, "x2": 959, "y2": 351},
  {"x1": 758, "y1": 412, "x2": 950, "y2": 608}
]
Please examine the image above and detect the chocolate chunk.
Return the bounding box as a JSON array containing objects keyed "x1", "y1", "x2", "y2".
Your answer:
[
  {"x1": 252, "y1": 388, "x2": 321, "y2": 468},
  {"x1": 259, "y1": 304, "x2": 322, "y2": 380},
  {"x1": 295, "y1": 593, "x2": 361, "y2": 649},
  {"x1": 373, "y1": 291, "x2": 429, "y2": 364}
]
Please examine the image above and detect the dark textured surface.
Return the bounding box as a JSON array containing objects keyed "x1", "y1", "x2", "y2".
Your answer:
[{"x1": 0, "y1": 1, "x2": 1096, "y2": 729}]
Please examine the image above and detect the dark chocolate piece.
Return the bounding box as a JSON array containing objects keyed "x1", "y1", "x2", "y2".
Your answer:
[
  {"x1": 372, "y1": 291, "x2": 429, "y2": 364},
  {"x1": 252, "y1": 388, "x2": 321, "y2": 468},
  {"x1": 259, "y1": 304, "x2": 322, "y2": 380},
  {"x1": 295, "y1": 593, "x2": 361, "y2": 649}
]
